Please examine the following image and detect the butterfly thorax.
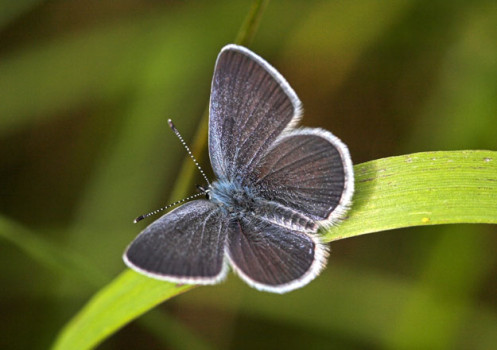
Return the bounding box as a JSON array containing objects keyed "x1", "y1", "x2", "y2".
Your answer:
[{"x1": 209, "y1": 179, "x2": 258, "y2": 218}]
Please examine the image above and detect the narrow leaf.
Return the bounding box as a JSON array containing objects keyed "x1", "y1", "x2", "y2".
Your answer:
[
  {"x1": 52, "y1": 270, "x2": 193, "y2": 350},
  {"x1": 325, "y1": 150, "x2": 497, "y2": 241},
  {"x1": 53, "y1": 150, "x2": 497, "y2": 349}
]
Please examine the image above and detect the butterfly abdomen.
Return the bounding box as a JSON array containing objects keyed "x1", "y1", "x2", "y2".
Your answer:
[{"x1": 253, "y1": 200, "x2": 318, "y2": 233}]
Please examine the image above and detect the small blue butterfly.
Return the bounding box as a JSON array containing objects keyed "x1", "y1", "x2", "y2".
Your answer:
[{"x1": 124, "y1": 44, "x2": 354, "y2": 293}]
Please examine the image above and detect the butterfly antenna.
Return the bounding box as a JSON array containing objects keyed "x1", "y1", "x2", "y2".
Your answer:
[
  {"x1": 168, "y1": 119, "x2": 210, "y2": 186},
  {"x1": 134, "y1": 192, "x2": 205, "y2": 223}
]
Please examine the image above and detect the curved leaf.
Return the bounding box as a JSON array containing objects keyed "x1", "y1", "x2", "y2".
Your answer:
[
  {"x1": 52, "y1": 150, "x2": 497, "y2": 349},
  {"x1": 52, "y1": 270, "x2": 194, "y2": 350},
  {"x1": 325, "y1": 150, "x2": 497, "y2": 241}
]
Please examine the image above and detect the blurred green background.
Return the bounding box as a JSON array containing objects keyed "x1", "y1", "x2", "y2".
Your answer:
[{"x1": 1, "y1": 0, "x2": 496, "y2": 349}]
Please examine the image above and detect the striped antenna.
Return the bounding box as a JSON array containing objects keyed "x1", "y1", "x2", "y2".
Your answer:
[
  {"x1": 134, "y1": 192, "x2": 205, "y2": 223},
  {"x1": 168, "y1": 119, "x2": 210, "y2": 185},
  {"x1": 133, "y1": 120, "x2": 211, "y2": 224}
]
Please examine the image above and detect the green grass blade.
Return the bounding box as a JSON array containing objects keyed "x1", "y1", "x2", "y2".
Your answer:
[
  {"x1": 53, "y1": 150, "x2": 497, "y2": 350},
  {"x1": 325, "y1": 150, "x2": 497, "y2": 241},
  {"x1": 0, "y1": 216, "x2": 213, "y2": 349},
  {"x1": 52, "y1": 270, "x2": 193, "y2": 350}
]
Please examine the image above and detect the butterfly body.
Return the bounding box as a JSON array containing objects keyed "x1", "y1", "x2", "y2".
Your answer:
[
  {"x1": 124, "y1": 44, "x2": 354, "y2": 293},
  {"x1": 209, "y1": 179, "x2": 258, "y2": 218}
]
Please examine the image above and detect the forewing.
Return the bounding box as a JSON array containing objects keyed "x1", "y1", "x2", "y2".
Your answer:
[
  {"x1": 209, "y1": 44, "x2": 302, "y2": 182},
  {"x1": 124, "y1": 200, "x2": 229, "y2": 284},
  {"x1": 226, "y1": 216, "x2": 327, "y2": 293},
  {"x1": 254, "y1": 128, "x2": 354, "y2": 226}
]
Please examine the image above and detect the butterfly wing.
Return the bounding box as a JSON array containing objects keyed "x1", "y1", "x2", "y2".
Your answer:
[
  {"x1": 209, "y1": 44, "x2": 302, "y2": 182},
  {"x1": 209, "y1": 46, "x2": 353, "y2": 292},
  {"x1": 226, "y1": 215, "x2": 328, "y2": 293},
  {"x1": 254, "y1": 128, "x2": 354, "y2": 227},
  {"x1": 124, "y1": 200, "x2": 229, "y2": 284}
]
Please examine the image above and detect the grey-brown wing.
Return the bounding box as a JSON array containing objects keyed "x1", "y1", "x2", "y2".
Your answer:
[
  {"x1": 124, "y1": 200, "x2": 229, "y2": 284},
  {"x1": 254, "y1": 128, "x2": 354, "y2": 227},
  {"x1": 226, "y1": 215, "x2": 328, "y2": 293},
  {"x1": 209, "y1": 44, "x2": 301, "y2": 183}
]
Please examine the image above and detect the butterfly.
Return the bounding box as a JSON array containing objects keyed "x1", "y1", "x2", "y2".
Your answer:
[{"x1": 123, "y1": 44, "x2": 354, "y2": 293}]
